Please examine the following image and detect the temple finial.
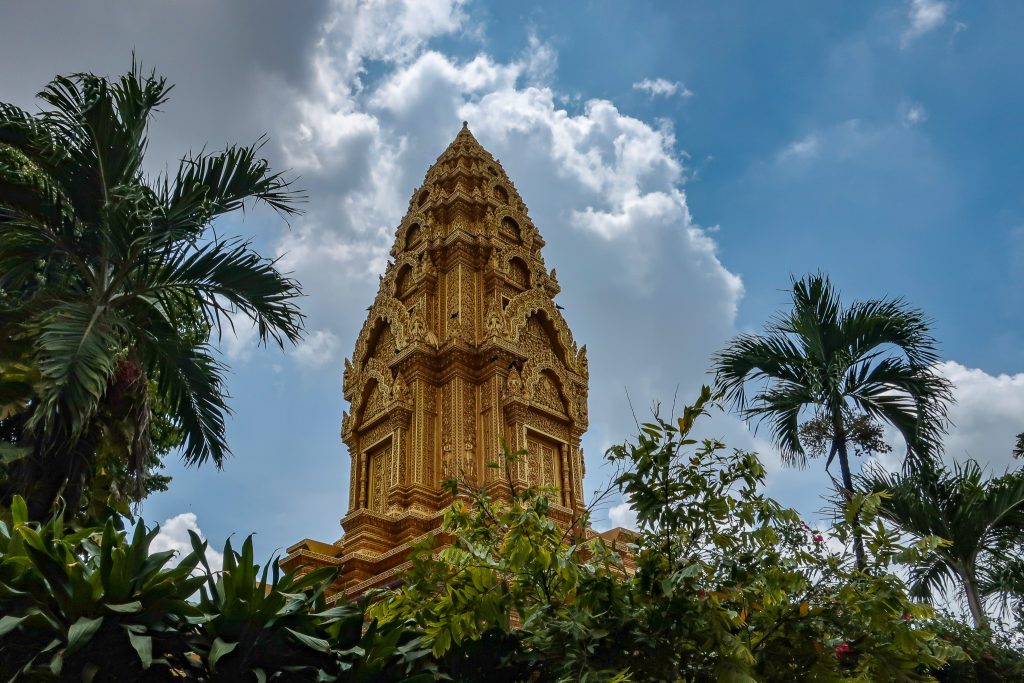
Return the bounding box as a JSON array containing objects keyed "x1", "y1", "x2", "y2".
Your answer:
[{"x1": 462, "y1": 120, "x2": 469, "y2": 129}]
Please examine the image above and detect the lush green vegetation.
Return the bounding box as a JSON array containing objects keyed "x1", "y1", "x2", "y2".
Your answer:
[
  {"x1": 2, "y1": 67, "x2": 1023, "y2": 681},
  {"x1": 373, "y1": 389, "x2": 961, "y2": 681}
]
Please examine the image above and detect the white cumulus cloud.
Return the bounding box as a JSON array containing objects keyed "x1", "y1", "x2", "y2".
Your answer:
[
  {"x1": 633, "y1": 77, "x2": 693, "y2": 98},
  {"x1": 218, "y1": 318, "x2": 260, "y2": 363},
  {"x1": 936, "y1": 361, "x2": 1024, "y2": 472},
  {"x1": 608, "y1": 497, "x2": 639, "y2": 531},
  {"x1": 260, "y1": 1, "x2": 745, "y2": 523},
  {"x1": 902, "y1": 0, "x2": 949, "y2": 47},
  {"x1": 152, "y1": 512, "x2": 224, "y2": 572},
  {"x1": 291, "y1": 329, "x2": 341, "y2": 369}
]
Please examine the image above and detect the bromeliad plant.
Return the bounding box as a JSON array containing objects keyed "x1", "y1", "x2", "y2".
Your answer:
[
  {"x1": 0, "y1": 496, "x2": 205, "y2": 680},
  {"x1": 186, "y1": 533, "x2": 434, "y2": 682},
  {"x1": 0, "y1": 497, "x2": 434, "y2": 682}
]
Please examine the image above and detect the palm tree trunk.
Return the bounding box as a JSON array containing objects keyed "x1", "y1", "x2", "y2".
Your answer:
[
  {"x1": 963, "y1": 567, "x2": 990, "y2": 632},
  {"x1": 832, "y1": 411, "x2": 866, "y2": 570},
  {"x1": 23, "y1": 445, "x2": 71, "y2": 521},
  {"x1": 4, "y1": 426, "x2": 98, "y2": 521}
]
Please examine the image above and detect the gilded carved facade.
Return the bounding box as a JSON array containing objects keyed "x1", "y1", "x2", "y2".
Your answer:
[{"x1": 283, "y1": 123, "x2": 590, "y2": 597}]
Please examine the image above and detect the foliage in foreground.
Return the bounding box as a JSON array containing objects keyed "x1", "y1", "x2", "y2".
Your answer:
[
  {"x1": 8, "y1": 390, "x2": 1023, "y2": 681},
  {"x1": 924, "y1": 615, "x2": 1024, "y2": 683},
  {"x1": 374, "y1": 387, "x2": 963, "y2": 682},
  {"x1": 0, "y1": 497, "x2": 432, "y2": 682}
]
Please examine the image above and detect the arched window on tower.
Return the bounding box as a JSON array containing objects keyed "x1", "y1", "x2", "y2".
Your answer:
[
  {"x1": 394, "y1": 264, "x2": 414, "y2": 301},
  {"x1": 508, "y1": 257, "x2": 530, "y2": 290},
  {"x1": 364, "y1": 437, "x2": 391, "y2": 513},
  {"x1": 405, "y1": 223, "x2": 423, "y2": 250},
  {"x1": 500, "y1": 216, "x2": 521, "y2": 243},
  {"x1": 526, "y1": 430, "x2": 566, "y2": 508}
]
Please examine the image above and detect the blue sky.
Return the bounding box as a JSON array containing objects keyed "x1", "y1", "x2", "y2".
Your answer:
[{"x1": 2, "y1": 0, "x2": 1022, "y2": 562}]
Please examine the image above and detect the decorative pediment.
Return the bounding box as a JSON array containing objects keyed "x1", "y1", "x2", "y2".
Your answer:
[
  {"x1": 352, "y1": 296, "x2": 412, "y2": 370},
  {"x1": 504, "y1": 288, "x2": 581, "y2": 373}
]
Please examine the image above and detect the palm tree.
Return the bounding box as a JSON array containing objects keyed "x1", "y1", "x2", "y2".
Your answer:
[
  {"x1": 712, "y1": 273, "x2": 953, "y2": 567},
  {"x1": 0, "y1": 65, "x2": 304, "y2": 520},
  {"x1": 860, "y1": 462, "x2": 1024, "y2": 631}
]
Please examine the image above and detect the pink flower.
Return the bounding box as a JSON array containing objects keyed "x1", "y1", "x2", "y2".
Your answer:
[
  {"x1": 813, "y1": 534, "x2": 824, "y2": 543},
  {"x1": 835, "y1": 643, "x2": 852, "y2": 658},
  {"x1": 901, "y1": 613, "x2": 912, "y2": 621}
]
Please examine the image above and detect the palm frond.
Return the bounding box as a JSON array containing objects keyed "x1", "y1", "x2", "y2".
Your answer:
[
  {"x1": 156, "y1": 139, "x2": 304, "y2": 243},
  {"x1": 863, "y1": 461, "x2": 1024, "y2": 624},
  {"x1": 0, "y1": 144, "x2": 79, "y2": 232},
  {"x1": 136, "y1": 236, "x2": 304, "y2": 348},
  {"x1": 711, "y1": 332, "x2": 806, "y2": 409},
  {"x1": 26, "y1": 300, "x2": 126, "y2": 439},
  {"x1": 842, "y1": 298, "x2": 941, "y2": 368},
  {"x1": 0, "y1": 101, "x2": 70, "y2": 175},
  {"x1": 908, "y1": 556, "x2": 960, "y2": 603},
  {"x1": 846, "y1": 356, "x2": 952, "y2": 468},
  {"x1": 1, "y1": 64, "x2": 304, "y2": 517},
  {"x1": 978, "y1": 556, "x2": 1024, "y2": 616},
  {"x1": 143, "y1": 328, "x2": 230, "y2": 468},
  {"x1": 746, "y1": 382, "x2": 812, "y2": 467},
  {"x1": 772, "y1": 273, "x2": 841, "y2": 364}
]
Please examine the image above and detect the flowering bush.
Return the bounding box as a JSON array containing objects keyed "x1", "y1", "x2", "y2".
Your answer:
[{"x1": 373, "y1": 387, "x2": 963, "y2": 681}]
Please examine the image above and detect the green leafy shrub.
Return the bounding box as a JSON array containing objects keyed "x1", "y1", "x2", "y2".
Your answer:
[
  {"x1": 924, "y1": 616, "x2": 1024, "y2": 682},
  {"x1": 374, "y1": 387, "x2": 964, "y2": 682}
]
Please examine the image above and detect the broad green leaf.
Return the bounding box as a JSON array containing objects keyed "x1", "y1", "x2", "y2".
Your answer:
[
  {"x1": 0, "y1": 443, "x2": 31, "y2": 464},
  {"x1": 106, "y1": 601, "x2": 143, "y2": 614},
  {"x1": 125, "y1": 629, "x2": 152, "y2": 669},
  {"x1": 208, "y1": 637, "x2": 238, "y2": 670},
  {"x1": 49, "y1": 652, "x2": 63, "y2": 676},
  {"x1": 0, "y1": 614, "x2": 28, "y2": 637},
  {"x1": 11, "y1": 495, "x2": 28, "y2": 525},
  {"x1": 66, "y1": 615, "x2": 104, "y2": 654},
  {"x1": 285, "y1": 627, "x2": 331, "y2": 653}
]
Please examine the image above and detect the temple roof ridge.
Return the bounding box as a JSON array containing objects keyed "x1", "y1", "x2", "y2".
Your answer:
[{"x1": 420, "y1": 122, "x2": 501, "y2": 181}]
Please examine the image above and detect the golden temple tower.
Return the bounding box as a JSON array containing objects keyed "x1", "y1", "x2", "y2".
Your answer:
[{"x1": 283, "y1": 123, "x2": 590, "y2": 598}]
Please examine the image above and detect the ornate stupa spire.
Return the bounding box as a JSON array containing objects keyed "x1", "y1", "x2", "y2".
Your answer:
[{"x1": 284, "y1": 124, "x2": 590, "y2": 599}]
